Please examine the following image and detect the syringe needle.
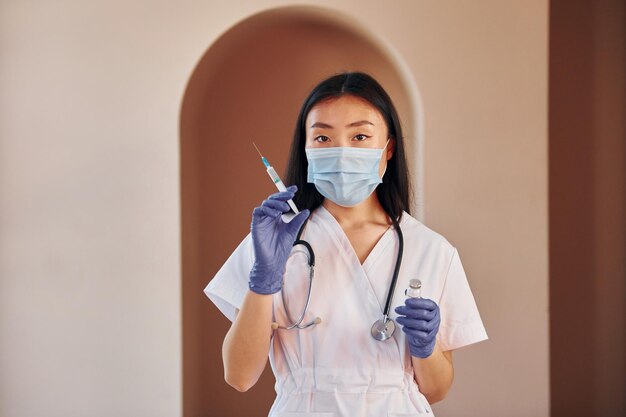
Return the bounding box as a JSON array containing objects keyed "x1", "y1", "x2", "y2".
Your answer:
[{"x1": 252, "y1": 142, "x2": 263, "y2": 157}]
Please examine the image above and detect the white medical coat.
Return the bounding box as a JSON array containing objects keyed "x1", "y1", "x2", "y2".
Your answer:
[{"x1": 205, "y1": 206, "x2": 488, "y2": 417}]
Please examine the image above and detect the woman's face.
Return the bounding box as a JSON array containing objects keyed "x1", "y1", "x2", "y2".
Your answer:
[{"x1": 305, "y1": 95, "x2": 394, "y2": 177}]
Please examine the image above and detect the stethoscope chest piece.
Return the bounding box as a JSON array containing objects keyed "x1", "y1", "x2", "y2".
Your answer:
[{"x1": 370, "y1": 317, "x2": 396, "y2": 341}]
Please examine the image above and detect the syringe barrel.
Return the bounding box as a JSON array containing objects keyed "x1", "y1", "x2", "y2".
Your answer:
[
  {"x1": 266, "y1": 167, "x2": 286, "y2": 190},
  {"x1": 266, "y1": 166, "x2": 299, "y2": 214}
]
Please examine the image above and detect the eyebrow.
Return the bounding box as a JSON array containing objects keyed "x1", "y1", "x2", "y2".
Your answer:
[{"x1": 310, "y1": 120, "x2": 375, "y2": 129}]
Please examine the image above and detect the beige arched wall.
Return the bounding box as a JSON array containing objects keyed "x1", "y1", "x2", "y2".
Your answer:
[
  {"x1": 0, "y1": 1, "x2": 561, "y2": 417},
  {"x1": 180, "y1": 7, "x2": 419, "y2": 416}
]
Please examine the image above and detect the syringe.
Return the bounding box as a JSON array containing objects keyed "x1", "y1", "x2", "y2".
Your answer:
[{"x1": 253, "y1": 143, "x2": 300, "y2": 214}]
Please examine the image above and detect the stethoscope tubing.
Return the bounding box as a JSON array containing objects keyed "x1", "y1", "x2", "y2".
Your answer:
[
  {"x1": 280, "y1": 239, "x2": 317, "y2": 329},
  {"x1": 382, "y1": 217, "x2": 403, "y2": 320},
  {"x1": 273, "y1": 214, "x2": 403, "y2": 334}
]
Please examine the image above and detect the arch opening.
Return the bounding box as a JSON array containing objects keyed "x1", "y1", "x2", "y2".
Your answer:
[{"x1": 180, "y1": 6, "x2": 422, "y2": 415}]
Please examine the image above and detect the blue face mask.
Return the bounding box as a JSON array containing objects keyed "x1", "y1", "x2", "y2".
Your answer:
[{"x1": 305, "y1": 140, "x2": 389, "y2": 207}]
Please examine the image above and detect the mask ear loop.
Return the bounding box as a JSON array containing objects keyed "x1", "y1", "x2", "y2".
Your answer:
[{"x1": 380, "y1": 138, "x2": 392, "y2": 179}]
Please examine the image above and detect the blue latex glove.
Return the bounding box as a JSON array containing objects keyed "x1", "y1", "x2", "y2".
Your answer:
[
  {"x1": 248, "y1": 185, "x2": 310, "y2": 295},
  {"x1": 394, "y1": 298, "x2": 441, "y2": 358}
]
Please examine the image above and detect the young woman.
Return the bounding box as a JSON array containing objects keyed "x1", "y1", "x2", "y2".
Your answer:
[{"x1": 205, "y1": 72, "x2": 487, "y2": 417}]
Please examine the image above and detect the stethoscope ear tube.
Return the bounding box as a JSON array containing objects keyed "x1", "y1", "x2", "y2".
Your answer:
[{"x1": 293, "y1": 239, "x2": 315, "y2": 267}]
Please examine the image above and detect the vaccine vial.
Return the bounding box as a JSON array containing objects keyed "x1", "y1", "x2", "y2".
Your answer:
[{"x1": 405, "y1": 279, "x2": 422, "y2": 298}]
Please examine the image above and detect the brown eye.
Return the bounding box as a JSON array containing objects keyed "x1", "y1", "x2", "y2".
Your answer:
[{"x1": 315, "y1": 136, "x2": 330, "y2": 142}]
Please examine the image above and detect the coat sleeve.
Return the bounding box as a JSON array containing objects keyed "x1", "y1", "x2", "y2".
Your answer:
[
  {"x1": 436, "y1": 247, "x2": 488, "y2": 351},
  {"x1": 203, "y1": 233, "x2": 255, "y2": 322}
]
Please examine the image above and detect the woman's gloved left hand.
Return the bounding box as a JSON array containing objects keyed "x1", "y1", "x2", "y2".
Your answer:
[{"x1": 394, "y1": 298, "x2": 441, "y2": 358}]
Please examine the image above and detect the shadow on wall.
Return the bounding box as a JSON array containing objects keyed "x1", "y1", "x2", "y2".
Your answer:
[{"x1": 180, "y1": 6, "x2": 418, "y2": 417}]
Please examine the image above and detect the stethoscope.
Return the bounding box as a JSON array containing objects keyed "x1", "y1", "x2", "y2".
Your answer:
[{"x1": 271, "y1": 216, "x2": 403, "y2": 342}]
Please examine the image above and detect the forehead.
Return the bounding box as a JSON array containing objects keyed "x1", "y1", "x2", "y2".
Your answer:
[{"x1": 306, "y1": 95, "x2": 385, "y2": 127}]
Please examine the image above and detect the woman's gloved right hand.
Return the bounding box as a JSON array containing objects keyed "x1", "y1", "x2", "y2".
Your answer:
[{"x1": 248, "y1": 185, "x2": 310, "y2": 295}]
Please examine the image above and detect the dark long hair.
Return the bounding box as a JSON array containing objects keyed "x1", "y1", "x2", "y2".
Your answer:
[{"x1": 285, "y1": 72, "x2": 412, "y2": 220}]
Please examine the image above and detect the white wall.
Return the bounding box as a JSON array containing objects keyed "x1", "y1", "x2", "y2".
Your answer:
[{"x1": 0, "y1": 1, "x2": 548, "y2": 416}]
